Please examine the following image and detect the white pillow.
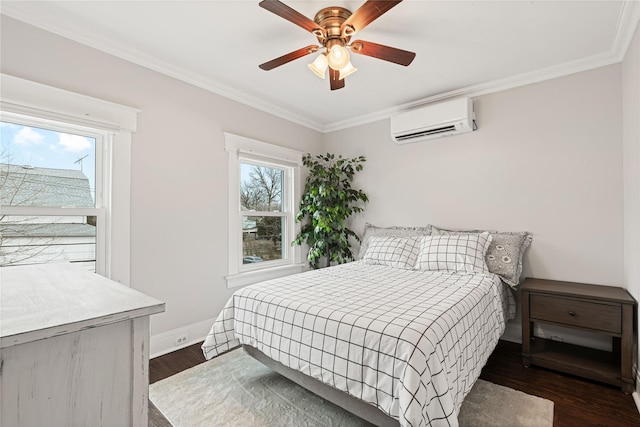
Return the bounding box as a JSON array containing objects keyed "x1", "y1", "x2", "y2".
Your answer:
[
  {"x1": 362, "y1": 236, "x2": 421, "y2": 269},
  {"x1": 357, "y1": 223, "x2": 431, "y2": 260},
  {"x1": 414, "y1": 232, "x2": 492, "y2": 274}
]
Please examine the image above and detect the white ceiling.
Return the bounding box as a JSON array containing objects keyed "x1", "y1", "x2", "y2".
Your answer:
[{"x1": 2, "y1": 1, "x2": 638, "y2": 132}]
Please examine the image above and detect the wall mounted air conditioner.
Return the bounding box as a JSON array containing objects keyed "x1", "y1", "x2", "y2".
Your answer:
[{"x1": 390, "y1": 97, "x2": 475, "y2": 144}]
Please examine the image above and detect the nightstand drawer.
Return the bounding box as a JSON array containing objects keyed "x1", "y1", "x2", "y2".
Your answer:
[{"x1": 530, "y1": 294, "x2": 621, "y2": 333}]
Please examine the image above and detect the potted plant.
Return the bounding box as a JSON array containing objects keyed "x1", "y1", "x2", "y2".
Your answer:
[{"x1": 293, "y1": 153, "x2": 368, "y2": 269}]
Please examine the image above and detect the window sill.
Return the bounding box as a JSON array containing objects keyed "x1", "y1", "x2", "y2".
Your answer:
[{"x1": 225, "y1": 263, "x2": 306, "y2": 288}]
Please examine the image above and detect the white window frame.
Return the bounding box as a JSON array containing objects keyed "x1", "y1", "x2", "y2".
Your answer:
[
  {"x1": 225, "y1": 132, "x2": 304, "y2": 288},
  {"x1": 0, "y1": 74, "x2": 138, "y2": 284}
]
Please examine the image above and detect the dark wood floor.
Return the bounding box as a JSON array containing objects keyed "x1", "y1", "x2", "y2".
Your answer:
[{"x1": 149, "y1": 340, "x2": 640, "y2": 426}]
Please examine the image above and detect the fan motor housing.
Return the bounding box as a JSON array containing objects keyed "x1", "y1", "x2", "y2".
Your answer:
[{"x1": 313, "y1": 7, "x2": 352, "y2": 44}]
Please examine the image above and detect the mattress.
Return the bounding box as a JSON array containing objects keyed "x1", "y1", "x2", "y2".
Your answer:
[{"x1": 202, "y1": 261, "x2": 515, "y2": 426}]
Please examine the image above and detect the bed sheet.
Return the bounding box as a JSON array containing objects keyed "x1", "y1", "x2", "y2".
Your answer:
[{"x1": 202, "y1": 261, "x2": 515, "y2": 427}]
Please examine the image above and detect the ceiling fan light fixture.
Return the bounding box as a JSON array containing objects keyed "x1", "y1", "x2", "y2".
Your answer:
[
  {"x1": 308, "y1": 53, "x2": 328, "y2": 79},
  {"x1": 338, "y1": 61, "x2": 357, "y2": 79},
  {"x1": 327, "y1": 44, "x2": 350, "y2": 70},
  {"x1": 258, "y1": 1, "x2": 416, "y2": 91}
]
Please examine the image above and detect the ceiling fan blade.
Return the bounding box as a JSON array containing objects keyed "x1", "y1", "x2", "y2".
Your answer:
[
  {"x1": 259, "y1": 45, "x2": 319, "y2": 70},
  {"x1": 341, "y1": 0, "x2": 402, "y2": 35},
  {"x1": 350, "y1": 40, "x2": 415, "y2": 66},
  {"x1": 329, "y1": 67, "x2": 345, "y2": 90},
  {"x1": 259, "y1": 0, "x2": 325, "y2": 37}
]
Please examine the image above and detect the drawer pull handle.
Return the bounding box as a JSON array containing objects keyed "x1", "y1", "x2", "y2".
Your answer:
[{"x1": 568, "y1": 311, "x2": 576, "y2": 317}]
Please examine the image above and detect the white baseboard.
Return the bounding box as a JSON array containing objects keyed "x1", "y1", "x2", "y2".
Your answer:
[{"x1": 150, "y1": 318, "x2": 215, "y2": 359}]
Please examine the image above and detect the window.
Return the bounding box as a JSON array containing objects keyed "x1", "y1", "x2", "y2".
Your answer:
[
  {"x1": 1, "y1": 73, "x2": 138, "y2": 282},
  {"x1": 0, "y1": 116, "x2": 108, "y2": 272},
  {"x1": 241, "y1": 161, "x2": 286, "y2": 264},
  {"x1": 225, "y1": 133, "x2": 304, "y2": 287}
]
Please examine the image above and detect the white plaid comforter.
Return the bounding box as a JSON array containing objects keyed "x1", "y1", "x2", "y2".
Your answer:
[{"x1": 202, "y1": 261, "x2": 515, "y2": 427}]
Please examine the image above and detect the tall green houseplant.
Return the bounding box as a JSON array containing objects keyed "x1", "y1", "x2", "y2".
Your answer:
[{"x1": 293, "y1": 153, "x2": 368, "y2": 269}]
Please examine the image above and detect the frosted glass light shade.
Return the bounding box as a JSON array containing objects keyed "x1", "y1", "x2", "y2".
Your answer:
[
  {"x1": 327, "y1": 44, "x2": 350, "y2": 70},
  {"x1": 308, "y1": 54, "x2": 328, "y2": 79},
  {"x1": 338, "y1": 61, "x2": 358, "y2": 79}
]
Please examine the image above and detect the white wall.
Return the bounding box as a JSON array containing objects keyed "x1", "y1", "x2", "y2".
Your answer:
[
  {"x1": 324, "y1": 64, "x2": 624, "y2": 287},
  {"x1": 0, "y1": 16, "x2": 323, "y2": 352},
  {"x1": 622, "y1": 21, "x2": 640, "y2": 388}
]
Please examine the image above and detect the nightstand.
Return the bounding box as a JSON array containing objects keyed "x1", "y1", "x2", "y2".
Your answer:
[{"x1": 521, "y1": 278, "x2": 636, "y2": 393}]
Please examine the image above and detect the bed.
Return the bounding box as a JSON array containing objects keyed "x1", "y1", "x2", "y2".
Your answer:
[{"x1": 203, "y1": 227, "x2": 530, "y2": 426}]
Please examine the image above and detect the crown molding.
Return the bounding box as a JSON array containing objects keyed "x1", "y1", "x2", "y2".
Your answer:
[
  {"x1": 612, "y1": 0, "x2": 640, "y2": 61},
  {"x1": 0, "y1": 4, "x2": 325, "y2": 133},
  {"x1": 324, "y1": 0, "x2": 640, "y2": 133},
  {"x1": 324, "y1": 49, "x2": 624, "y2": 133},
  {"x1": 3, "y1": 1, "x2": 638, "y2": 135}
]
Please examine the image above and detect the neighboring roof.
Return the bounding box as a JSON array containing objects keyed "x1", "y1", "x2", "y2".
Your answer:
[
  {"x1": 0, "y1": 164, "x2": 94, "y2": 207},
  {"x1": 0, "y1": 222, "x2": 96, "y2": 238}
]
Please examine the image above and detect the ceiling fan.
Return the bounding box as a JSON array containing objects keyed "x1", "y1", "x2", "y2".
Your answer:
[{"x1": 258, "y1": 0, "x2": 416, "y2": 91}]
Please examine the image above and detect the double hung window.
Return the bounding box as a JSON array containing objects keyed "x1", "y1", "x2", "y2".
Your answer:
[
  {"x1": 225, "y1": 133, "x2": 303, "y2": 287},
  {"x1": 0, "y1": 116, "x2": 107, "y2": 273},
  {"x1": 0, "y1": 73, "x2": 137, "y2": 282},
  {"x1": 240, "y1": 160, "x2": 287, "y2": 265}
]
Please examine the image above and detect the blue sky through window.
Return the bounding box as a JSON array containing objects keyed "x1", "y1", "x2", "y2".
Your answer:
[{"x1": 1, "y1": 121, "x2": 97, "y2": 201}]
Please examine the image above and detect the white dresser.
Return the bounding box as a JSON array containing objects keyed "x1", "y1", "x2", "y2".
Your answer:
[{"x1": 0, "y1": 263, "x2": 165, "y2": 427}]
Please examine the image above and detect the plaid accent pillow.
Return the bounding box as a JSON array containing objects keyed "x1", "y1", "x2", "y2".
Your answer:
[
  {"x1": 415, "y1": 232, "x2": 492, "y2": 274},
  {"x1": 362, "y1": 236, "x2": 422, "y2": 269},
  {"x1": 357, "y1": 223, "x2": 432, "y2": 260},
  {"x1": 431, "y1": 226, "x2": 533, "y2": 287}
]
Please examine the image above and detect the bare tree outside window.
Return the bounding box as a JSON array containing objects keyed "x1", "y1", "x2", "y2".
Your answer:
[
  {"x1": 0, "y1": 162, "x2": 59, "y2": 265},
  {"x1": 241, "y1": 164, "x2": 282, "y2": 211},
  {"x1": 0, "y1": 161, "x2": 97, "y2": 268},
  {"x1": 240, "y1": 163, "x2": 285, "y2": 264}
]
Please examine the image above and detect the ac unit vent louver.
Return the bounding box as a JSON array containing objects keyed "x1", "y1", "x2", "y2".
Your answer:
[
  {"x1": 394, "y1": 125, "x2": 457, "y2": 141},
  {"x1": 390, "y1": 98, "x2": 475, "y2": 144}
]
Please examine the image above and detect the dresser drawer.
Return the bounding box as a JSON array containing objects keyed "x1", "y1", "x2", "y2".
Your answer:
[{"x1": 530, "y1": 294, "x2": 621, "y2": 333}]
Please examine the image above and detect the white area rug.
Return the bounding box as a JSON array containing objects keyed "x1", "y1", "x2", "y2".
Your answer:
[{"x1": 150, "y1": 348, "x2": 554, "y2": 427}]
